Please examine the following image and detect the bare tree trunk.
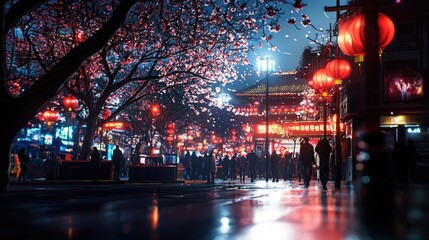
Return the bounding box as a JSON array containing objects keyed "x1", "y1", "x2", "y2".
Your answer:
[{"x1": 80, "y1": 113, "x2": 99, "y2": 161}]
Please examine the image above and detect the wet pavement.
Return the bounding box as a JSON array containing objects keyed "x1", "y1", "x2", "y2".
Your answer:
[{"x1": 1, "y1": 178, "x2": 429, "y2": 240}]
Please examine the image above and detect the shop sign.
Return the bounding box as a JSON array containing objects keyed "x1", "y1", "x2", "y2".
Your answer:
[{"x1": 254, "y1": 121, "x2": 332, "y2": 138}]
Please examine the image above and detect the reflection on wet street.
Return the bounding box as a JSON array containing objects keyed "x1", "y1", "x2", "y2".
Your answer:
[{"x1": 1, "y1": 180, "x2": 428, "y2": 240}]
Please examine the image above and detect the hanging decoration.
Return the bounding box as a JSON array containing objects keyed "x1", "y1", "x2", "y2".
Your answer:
[
  {"x1": 43, "y1": 109, "x2": 60, "y2": 126},
  {"x1": 325, "y1": 59, "x2": 352, "y2": 85},
  {"x1": 337, "y1": 12, "x2": 395, "y2": 63},
  {"x1": 63, "y1": 95, "x2": 79, "y2": 111},
  {"x1": 311, "y1": 69, "x2": 335, "y2": 97}
]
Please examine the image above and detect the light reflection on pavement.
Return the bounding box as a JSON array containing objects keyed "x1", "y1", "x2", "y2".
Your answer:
[{"x1": 2, "y1": 179, "x2": 429, "y2": 240}]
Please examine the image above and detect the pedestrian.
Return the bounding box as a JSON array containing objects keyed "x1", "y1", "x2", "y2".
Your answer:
[
  {"x1": 407, "y1": 139, "x2": 419, "y2": 181},
  {"x1": 90, "y1": 146, "x2": 102, "y2": 182},
  {"x1": 238, "y1": 153, "x2": 247, "y2": 183},
  {"x1": 270, "y1": 150, "x2": 280, "y2": 182},
  {"x1": 315, "y1": 138, "x2": 332, "y2": 190},
  {"x1": 300, "y1": 137, "x2": 317, "y2": 188},
  {"x1": 191, "y1": 151, "x2": 199, "y2": 180},
  {"x1": 18, "y1": 148, "x2": 29, "y2": 181},
  {"x1": 112, "y1": 145, "x2": 123, "y2": 181},
  {"x1": 222, "y1": 154, "x2": 230, "y2": 180},
  {"x1": 184, "y1": 151, "x2": 192, "y2": 180},
  {"x1": 230, "y1": 153, "x2": 237, "y2": 180},
  {"x1": 209, "y1": 149, "x2": 217, "y2": 183},
  {"x1": 247, "y1": 149, "x2": 258, "y2": 182}
]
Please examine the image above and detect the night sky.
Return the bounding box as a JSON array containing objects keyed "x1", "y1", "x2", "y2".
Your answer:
[{"x1": 229, "y1": 0, "x2": 343, "y2": 91}]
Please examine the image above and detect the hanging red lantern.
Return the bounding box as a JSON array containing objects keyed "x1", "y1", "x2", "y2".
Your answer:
[
  {"x1": 167, "y1": 128, "x2": 175, "y2": 135},
  {"x1": 103, "y1": 109, "x2": 111, "y2": 120},
  {"x1": 325, "y1": 59, "x2": 352, "y2": 85},
  {"x1": 312, "y1": 69, "x2": 335, "y2": 97},
  {"x1": 338, "y1": 12, "x2": 395, "y2": 63},
  {"x1": 167, "y1": 136, "x2": 174, "y2": 143},
  {"x1": 167, "y1": 123, "x2": 175, "y2": 129},
  {"x1": 63, "y1": 95, "x2": 79, "y2": 111},
  {"x1": 43, "y1": 109, "x2": 60, "y2": 126}
]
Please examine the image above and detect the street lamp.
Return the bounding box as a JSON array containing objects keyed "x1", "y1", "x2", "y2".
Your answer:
[
  {"x1": 256, "y1": 56, "x2": 275, "y2": 182},
  {"x1": 218, "y1": 92, "x2": 230, "y2": 154}
]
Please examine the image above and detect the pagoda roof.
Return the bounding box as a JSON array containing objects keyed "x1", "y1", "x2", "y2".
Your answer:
[{"x1": 236, "y1": 71, "x2": 310, "y2": 97}]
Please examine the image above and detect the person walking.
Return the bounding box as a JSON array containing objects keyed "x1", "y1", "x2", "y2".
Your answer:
[
  {"x1": 208, "y1": 149, "x2": 217, "y2": 183},
  {"x1": 222, "y1": 154, "x2": 230, "y2": 180},
  {"x1": 315, "y1": 138, "x2": 332, "y2": 190},
  {"x1": 270, "y1": 151, "x2": 280, "y2": 182},
  {"x1": 191, "y1": 151, "x2": 199, "y2": 180},
  {"x1": 184, "y1": 151, "x2": 192, "y2": 180},
  {"x1": 18, "y1": 148, "x2": 29, "y2": 181},
  {"x1": 90, "y1": 147, "x2": 102, "y2": 182},
  {"x1": 238, "y1": 153, "x2": 247, "y2": 183},
  {"x1": 247, "y1": 149, "x2": 258, "y2": 182},
  {"x1": 300, "y1": 137, "x2": 317, "y2": 188},
  {"x1": 230, "y1": 153, "x2": 238, "y2": 180},
  {"x1": 112, "y1": 145, "x2": 123, "y2": 181}
]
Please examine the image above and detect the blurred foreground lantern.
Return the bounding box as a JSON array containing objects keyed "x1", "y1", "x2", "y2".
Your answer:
[
  {"x1": 325, "y1": 59, "x2": 352, "y2": 85},
  {"x1": 63, "y1": 95, "x2": 79, "y2": 111},
  {"x1": 338, "y1": 12, "x2": 395, "y2": 63},
  {"x1": 43, "y1": 109, "x2": 60, "y2": 126}
]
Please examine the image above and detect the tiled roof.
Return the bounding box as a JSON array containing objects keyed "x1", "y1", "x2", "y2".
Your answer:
[{"x1": 236, "y1": 72, "x2": 310, "y2": 97}]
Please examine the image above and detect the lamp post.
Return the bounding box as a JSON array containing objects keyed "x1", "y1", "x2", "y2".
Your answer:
[
  {"x1": 257, "y1": 56, "x2": 274, "y2": 182},
  {"x1": 325, "y1": 58, "x2": 352, "y2": 189},
  {"x1": 218, "y1": 92, "x2": 231, "y2": 154}
]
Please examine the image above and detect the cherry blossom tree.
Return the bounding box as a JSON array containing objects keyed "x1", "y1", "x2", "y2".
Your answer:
[
  {"x1": 1, "y1": 0, "x2": 142, "y2": 192},
  {"x1": 1, "y1": 0, "x2": 310, "y2": 192},
  {"x1": 59, "y1": 1, "x2": 289, "y2": 159}
]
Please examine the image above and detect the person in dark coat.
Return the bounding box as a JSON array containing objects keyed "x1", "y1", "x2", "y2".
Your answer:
[
  {"x1": 191, "y1": 151, "x2": 199, "y2": 180},
  {"x1": 230, "y1": 153, "x2": 238, "y2": 180},
  {"x1": 90, "y1": 147, "x2": 102, "y2": 181},
  {"x1": 315, "y1": 138, "x2": 332, "y2": 190},
  {"x1": 247, "y1": 149, "x2": 258, "y2": 182},
  {"x1": 18, "y1": 148, "x2": 29, "y2": 182},
  {"x1": 270, "y1": 151, "x2": 280, "y2": 182},
  {"x1": 112, "y1": 145, "x2": 123, "y2": 181},
  {"x1": 300, "y1": 137, "x2": 317, "y2": 188},
  {"x1": 222, "y1": 154, "x2": 230, "y2": 180}
]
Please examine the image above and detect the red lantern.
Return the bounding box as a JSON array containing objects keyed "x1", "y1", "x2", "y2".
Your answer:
[
  {"x1": 167, "y1": 136, "x2": 174, "y2": 143},
  {"x1": 167, "y1": 129, "x2": 175, "y2": 135},
  {"x1": 63, "y1": 95, "x2": 79, "y2": 111},
  {"x1": 151, "y1": 104, "x2": 160, "y2": 116},
  {"x1": 167, "y1": 123, "x2": 175, "y2": 129},
  {"x1": 103, "y1": 109, "x2": 111, "y2": 120},
  {"x1": 338, "y1": 12, "x2": 395, "y2": 63},
  {"x1": 325, "y1": 59, "x2": 352, "y2": 85},
  {"x1": 43, "y1": 109, "x2": 60, "y2": 125},
  {"x1": 312, "y1": 69, "x2": 335, "y2": 97}
]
